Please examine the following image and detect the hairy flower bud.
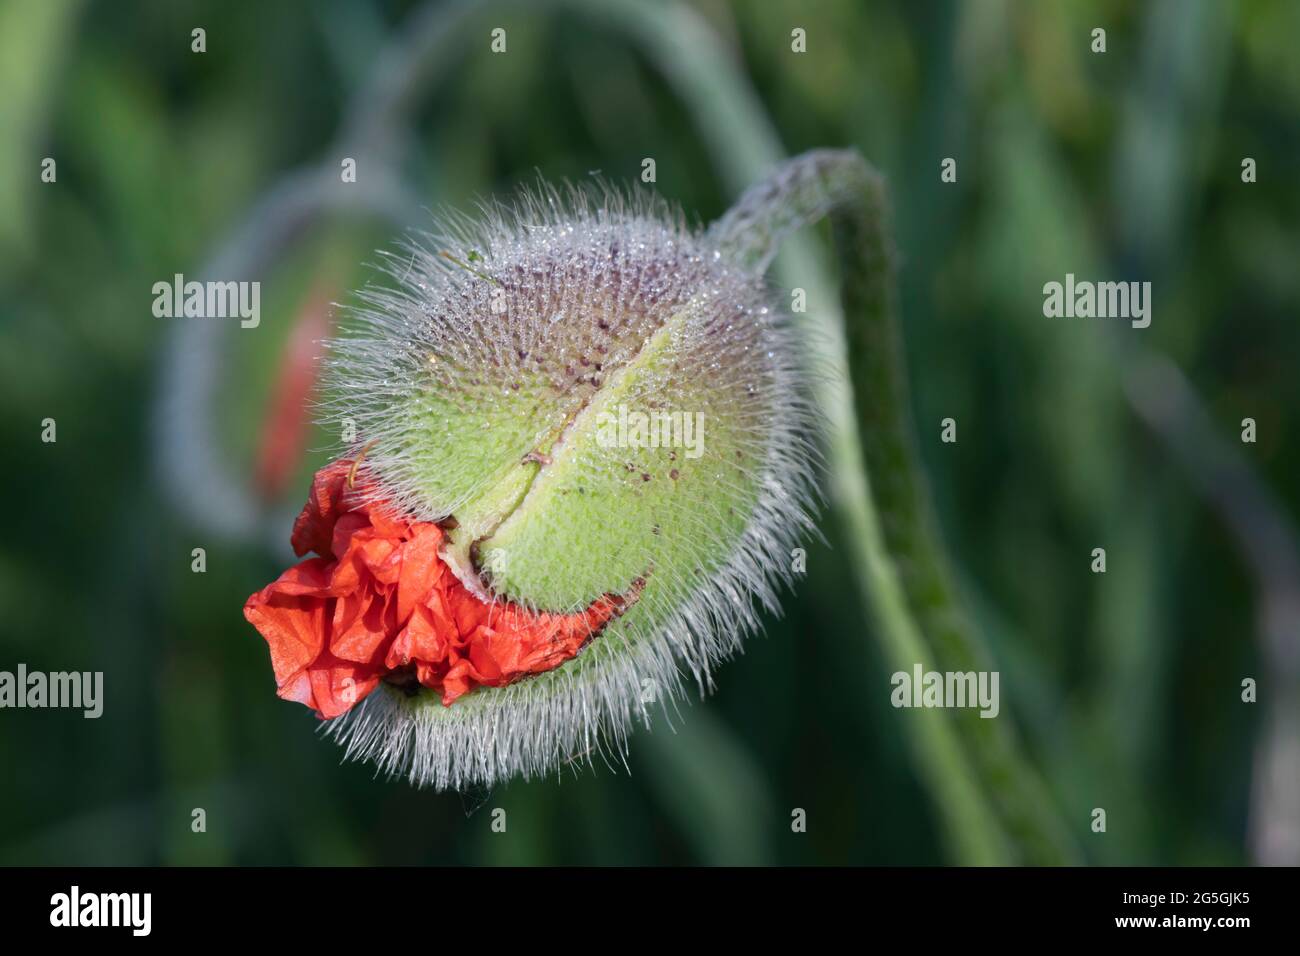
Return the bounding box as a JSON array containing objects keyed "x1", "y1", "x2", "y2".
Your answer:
[{"x1": 247, "y1": 177, "x2": 819, "y2": 789}]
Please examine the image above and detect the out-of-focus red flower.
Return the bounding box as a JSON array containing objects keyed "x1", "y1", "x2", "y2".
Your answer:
[
  {"x1": 252, "y1": 285, "x2": 334, "y2": 500},
  {"x1": 244, "y1": 459, "x2": 629, "y2": 718}
]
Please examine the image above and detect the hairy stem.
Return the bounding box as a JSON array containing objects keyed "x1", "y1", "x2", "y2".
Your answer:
[{"x1": 715, "y1": 150, "x2": 1076, "y2": 864}]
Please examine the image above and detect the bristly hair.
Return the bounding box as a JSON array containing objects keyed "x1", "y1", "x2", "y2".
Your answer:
[{"x1": 315, "y1": 176, "x2": 824, "y2": 790}]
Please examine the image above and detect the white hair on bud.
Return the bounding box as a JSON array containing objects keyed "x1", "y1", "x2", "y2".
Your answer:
[{"x1": 317, "y1": 176, "x2": 823, "y2": 790}]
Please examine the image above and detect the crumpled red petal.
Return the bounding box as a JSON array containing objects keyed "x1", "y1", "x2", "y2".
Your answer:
[{"x1": 244, "y1": 459, "x2": 629, "y2": 718}]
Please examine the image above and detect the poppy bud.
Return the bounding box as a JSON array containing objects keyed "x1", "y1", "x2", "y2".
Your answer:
[{"x1": 247, "y1": 177, "x2": 818, "y2": 789}]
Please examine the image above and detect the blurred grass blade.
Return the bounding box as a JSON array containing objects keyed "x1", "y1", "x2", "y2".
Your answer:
[{"x1": 0, "y1": 0, "x2": 84, "y2": 270}]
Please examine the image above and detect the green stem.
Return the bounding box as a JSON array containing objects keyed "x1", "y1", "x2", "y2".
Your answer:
[{"x1": 713, "y1": 150, "x2": 1076, "y2": 864}]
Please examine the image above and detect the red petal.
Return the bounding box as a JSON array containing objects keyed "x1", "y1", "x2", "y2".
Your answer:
[
  {"x1": 330, "y1": 591, "x2": 391, "y2": 664},
  {"x1": 290, "y1": 460, "x2": 353, "y2": 558},
  {"x1": 396, "y1": 524, "x2": 444, "y2": 621},
  {"x1": 243, "y1": 558, "x2": 335, "y2": 687},
  {"x1": 247, "y1": 459, "x2": 637, "y2": 719}
]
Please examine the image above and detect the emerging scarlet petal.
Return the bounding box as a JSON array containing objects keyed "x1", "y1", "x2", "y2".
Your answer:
[{"x1": 244, "y1": 459, "x2": 632, "y2": 718}]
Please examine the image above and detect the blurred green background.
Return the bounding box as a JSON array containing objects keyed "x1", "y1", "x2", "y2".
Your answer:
[{"x1": 1, "y1": 0, "x2": 1297, "y2": 865}]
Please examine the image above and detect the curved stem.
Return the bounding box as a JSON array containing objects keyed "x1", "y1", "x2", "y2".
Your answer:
[{"x1": 715, "y1": 150, "x2": 1076, "y2": 864}]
